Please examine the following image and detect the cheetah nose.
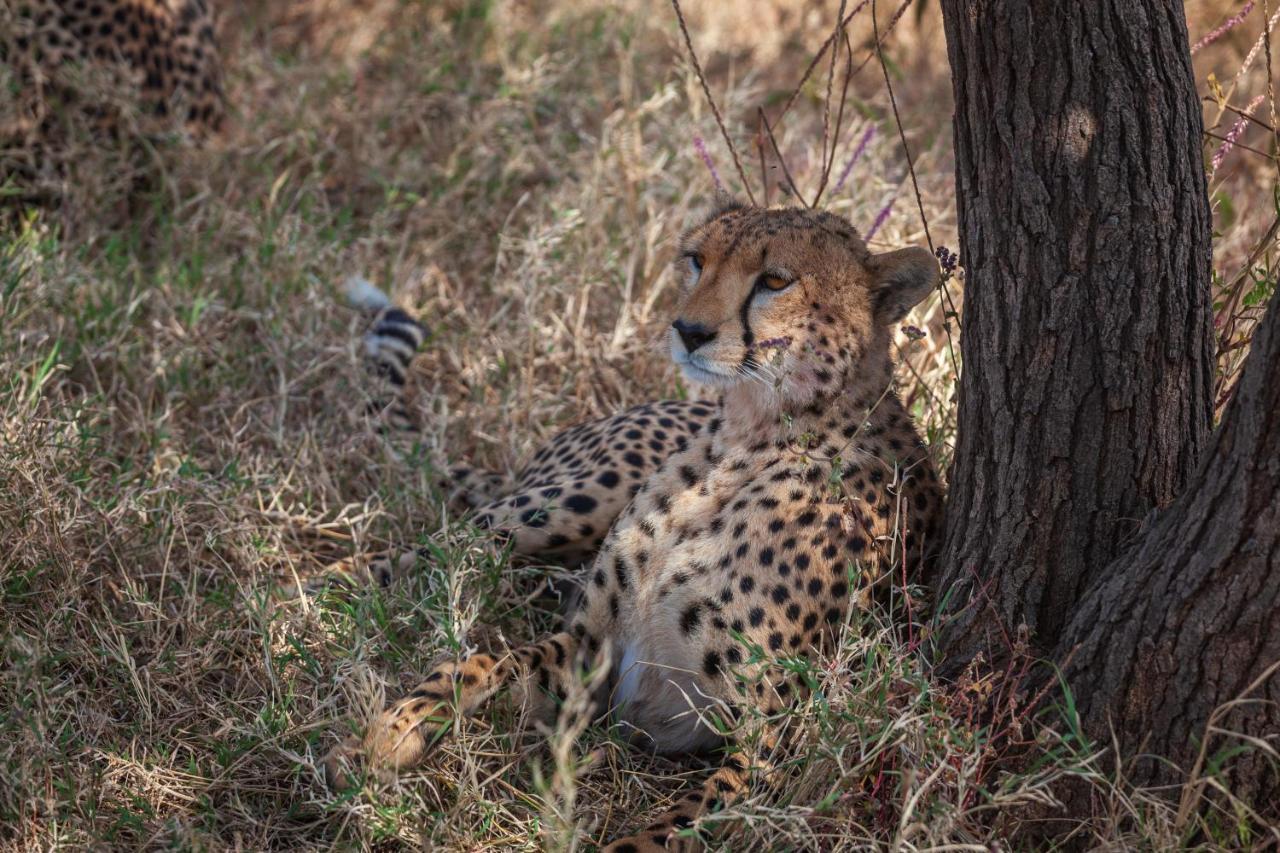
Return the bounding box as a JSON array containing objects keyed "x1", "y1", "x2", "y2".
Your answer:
[{"x1": 673, "y1": 319, "x2": 717, "y2": 353}]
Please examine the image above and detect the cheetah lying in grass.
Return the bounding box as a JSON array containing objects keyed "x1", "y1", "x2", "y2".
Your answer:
[{"x1": 329, "y1": 201, "x2": 944, "y2": 850}]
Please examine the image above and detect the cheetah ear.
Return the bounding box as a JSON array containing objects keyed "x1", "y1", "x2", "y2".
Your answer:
[
  {"x1": 694, "y1": 191, "x2": 748, "y2": 228},
  {"x1": 708, "y1": 189, "x2": 749, "y2": 218},
  {"x1": 867, "y1": 246, "x2": 939, "y2": 325}
]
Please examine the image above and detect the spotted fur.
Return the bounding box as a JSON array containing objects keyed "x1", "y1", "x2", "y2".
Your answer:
[
  {"x1": 322, "y1": 204, "x2": 945, "y2": 850},
  {"x1": 5, "y1": 0, "x2": 224, "y2": 136}
]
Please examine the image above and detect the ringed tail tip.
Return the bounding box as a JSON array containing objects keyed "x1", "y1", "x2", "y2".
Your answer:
[{"x1": 344, "y1": 275, "x2": 393, "y2": 312}]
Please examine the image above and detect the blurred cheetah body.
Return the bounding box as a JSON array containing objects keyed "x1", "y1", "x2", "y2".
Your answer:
[
  {"x1": 7, "y1": 0, "x2": 225, "y2": 135},
  {"x1": 327, "y1": 203, "x2": 944, "y2": 850}
]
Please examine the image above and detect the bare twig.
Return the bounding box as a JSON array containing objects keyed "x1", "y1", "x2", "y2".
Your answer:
[
  {"x1": 871, "y1": 0, "x2": 961, "y2": 383},
  {"x1": 758, "y1": 107, "x2": 804, "y2": 204},
  {"x1": 1200, "y1": 95, "x2": 1276, "y2": 133},
  {"x1": 755, "y1": 113, "x2": 772, "y2": 207},
  {"x1": 819, "y1": 0, "x2": 848, "y2": 189},
  {"x1": 848, "y1": 0, "x2": 918, "y2": 83},
  {"x1": 670, "y1": 0, "x2": 755, "y2": 204},
  {"x1": 777, "y1": 0, "x2": 871, "y2": 125},
  {"x1": 1205, "y1": 128, "x2": 1280, "y2": 163},
  {"x1": 872, "y1": 0, "x2": 932, "y2": 254},
  {"x1": 813, "y1": 27, "x2": 856, "y2": 208},
  {"x1": 767, "y1": 0, "x2": 913, "y2": 209},
  {"x1": 1266, "y1": 0, "x2": 1279, "y2": 185},
  {"x1": 1214, "y1": 211, "x2": 1280, "y2": 406},
  {"x1": 777, "y1": 0, "x2": 918, "y2": 128}
]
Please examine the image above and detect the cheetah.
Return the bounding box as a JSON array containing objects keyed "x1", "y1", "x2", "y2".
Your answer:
[
  {"x1": 323, "y1": 201, "x2": 945, "y2": 850},
  {"x1": 3, "y1": 0, "x2": 225, "y2": 139}
]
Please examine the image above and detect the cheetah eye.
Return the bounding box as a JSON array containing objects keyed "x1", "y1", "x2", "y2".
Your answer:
[
  {"x1": 755, "y1": 273, "x2": 793, "y2": 293},
  {"x1": 680, "y1": 252, "x2": 703, "y2": 287}
]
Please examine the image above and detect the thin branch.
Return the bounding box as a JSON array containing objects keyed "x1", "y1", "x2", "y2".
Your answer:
[
  {"x1": 819, "y1": 0, "x2": 848, "y2": 187},
  {"x1": 670, "y1": 0, "x2": 755, "y2": 204},
  {"x1": 777, "y1": 0, "x2": 871, "y2": 125},
  {"x1": 755, "y1": 112, "x2": 771, "y2": 207},
  {"x1": 848, "y1": 0, "x2": 917, "y2": 84},
  {"x1": 1265, "y1": 0, "x2": 1279, "y2": 185},
  {"x1": 777, "y1": 0, "x2": 918, "y2": 127},
  {"x1": 1204, "y1": 129, "x2": 1280, "y2": 162},
  {"x1": 871, "y1": 0, "x2": 961, "y2": 383},
  {"x1": 813, "y1": 27, "x2": 856, "y2": 208},
  {"x1": 758, "y1": 107, "x2": 804, "y2": 204},
  {"x1": 873, "y1": 0, "x2": 932, "y2": 252},
  {"x1": 1212, "y1": 209, "x2": 1279, "y2": 408},
  {"x1": 768, "y1": 0, "x2": 913, "y2": 208},
  {"x1": 1200, "y1": 95, "x2": 1276, "y2": 133},
  {"x1": 1220, "y1": 212, "x2": 1280, "y2": 337}
]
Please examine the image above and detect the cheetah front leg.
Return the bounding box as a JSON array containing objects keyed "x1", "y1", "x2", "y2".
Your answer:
[
  {"x1": 322, "y1": 631, "x2": 589, "y2": 789},
  {"x1": 301, "y1": 547, "x2": 426, "y2": 596},
  {"x1": 323, "y1": 563, "x2": 625, "y2": 788}
]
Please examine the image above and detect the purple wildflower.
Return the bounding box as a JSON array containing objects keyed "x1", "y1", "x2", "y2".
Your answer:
[
  {"x1": 935, "y1": 245, "x2": 959, "y2": 278},
  {"x1": 1212, "y1": 94, "x2": 1265, "y2": 175},
  {"x1": 901, "y1": 325, "x2": 927, "y2": 341},
  {"x1": 833, "y1": 125, "x2": 877, "y2": 194},
  {"x1": 1192, "y1": 1, "x2": 1255, "y2": 54},
  {"x1": 693, "y1": 135, "x2": 723, "y2": 192},
  {"x1": 866, "y1": 197, "x2": 895, "y2": 240}
]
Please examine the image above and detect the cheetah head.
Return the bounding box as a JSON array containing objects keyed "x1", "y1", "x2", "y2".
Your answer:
[{"x1": 670, "y1": 200, "x2": 938, "y2": 406}]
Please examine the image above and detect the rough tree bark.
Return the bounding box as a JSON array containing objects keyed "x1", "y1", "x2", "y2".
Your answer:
[
  {"x1": 1056, "y1": 284, "x2": 1280, "y2": 808},
  {"x1": 936, "y1": 0, "x2": 1280, "y2": 814},
  {"x1": 936, "y1": 0, "x2": 1215, "y2": 665}
]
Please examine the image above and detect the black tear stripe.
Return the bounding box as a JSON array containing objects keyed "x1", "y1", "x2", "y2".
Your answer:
[
  {"x1": 739, "y1": 289, "x2": 756, "y2": 367},
  {"x1": 717, "y1": 217, "x2": 761, "y2": 363}
]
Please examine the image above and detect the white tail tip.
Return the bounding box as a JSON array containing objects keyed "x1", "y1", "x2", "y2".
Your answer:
[{"x1": 344, "y1": 275, "x2": 392, "y2": 312}]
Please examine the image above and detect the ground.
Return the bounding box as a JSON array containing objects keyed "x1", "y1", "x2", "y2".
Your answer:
[{"x1": 1, "y1": 1, "x2": 1276, "y2": 849}]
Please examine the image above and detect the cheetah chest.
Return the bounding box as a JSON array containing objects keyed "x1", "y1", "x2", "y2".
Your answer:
[{"x1": 601, "y1": 444, "x2": 776, "y2": 752}]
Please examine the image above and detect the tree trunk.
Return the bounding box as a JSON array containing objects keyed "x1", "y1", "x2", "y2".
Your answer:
[
  {"x1": 1056, "y1": 284, "x2": 1280, "y2": 809},
  {"x1": 936, "y1": 0, "x2": 1215, "y2": 666}
]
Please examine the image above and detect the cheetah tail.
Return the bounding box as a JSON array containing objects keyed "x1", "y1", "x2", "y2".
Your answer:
[
  {"x1": 344, "y1": 275, "x2": 431, "y2": 432},
  {"x1": 342, "y1": 278, "x2": 507, "y2": 501}
]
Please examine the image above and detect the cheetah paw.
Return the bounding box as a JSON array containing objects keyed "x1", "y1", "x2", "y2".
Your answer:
[
  {"x1": 604, "y1": 814, "x2": 700, "y2": 852},
  {"x1": 602, "y1": 832, "x2": 680, "y2": 852},
  {"x1": 320, "y1": 734, "x2": 366, "y2": 792}
]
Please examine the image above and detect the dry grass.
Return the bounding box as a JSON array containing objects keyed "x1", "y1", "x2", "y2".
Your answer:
[{"x1": 2, "y1": 0, "x2": 1277, "y2": 849}]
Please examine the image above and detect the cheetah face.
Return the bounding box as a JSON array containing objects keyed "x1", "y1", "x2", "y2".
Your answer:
[{"x1": 669, "y1": 201, "x2": 939, "y2": 404}]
